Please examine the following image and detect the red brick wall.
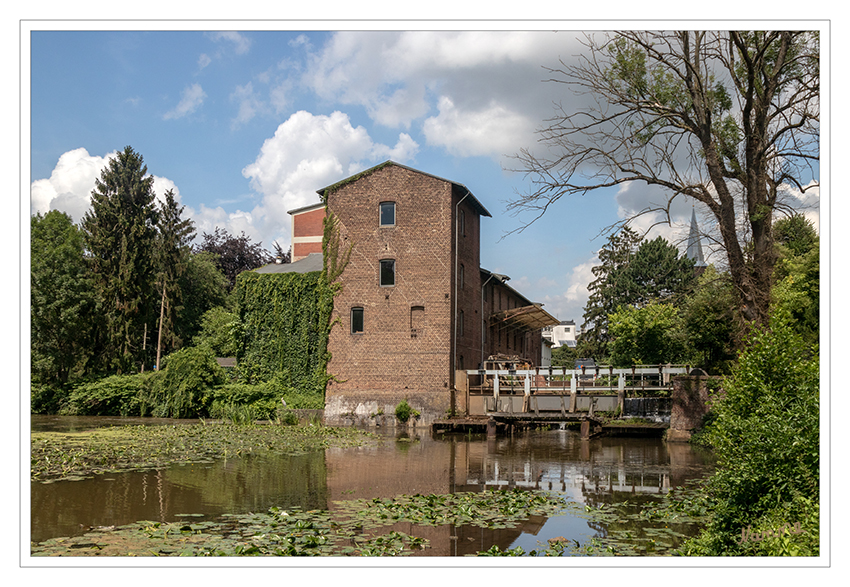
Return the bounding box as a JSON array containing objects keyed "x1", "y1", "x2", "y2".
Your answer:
[
  {"x1": 293, "y1": 207, "x2": 326, "y2": 237},
  {"x1": 291, "y1": 207, "x2": 326, "y2": 261},
  {"x1": 292, "y1": 240, "x2": 323, "y2": 259},
  {"x1": 453, "y1": 190, "x2": 482, "y2": 372},
  {"x1": 325, "y1": 165, "x2": 462, "y2": 422}
]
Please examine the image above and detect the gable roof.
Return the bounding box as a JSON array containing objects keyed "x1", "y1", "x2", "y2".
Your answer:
[{"x1": 316, "y1": 161, "x2": 492, "y2": 218}]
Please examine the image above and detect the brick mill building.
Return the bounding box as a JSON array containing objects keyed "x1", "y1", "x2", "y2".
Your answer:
[{"x1": 261, "y1": 161, "x2": 558, "y2": 424}]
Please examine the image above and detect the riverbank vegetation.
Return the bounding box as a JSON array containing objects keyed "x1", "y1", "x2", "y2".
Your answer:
[
  {"x1": 675, "y1": 313, "x2": 819, "y2": 556},
  {"x1": 552, "y1": 212, "x2": 821, "y2": 557},
  {"x1": 30, "y1": 146, "x2": 337, "y2": 420},
  {"x1": 31, "y1": 421, "x2": 370, "y2": 484}
]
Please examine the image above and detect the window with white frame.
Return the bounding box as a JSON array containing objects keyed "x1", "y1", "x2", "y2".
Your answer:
[{"x1": 379, "y1": 201, "x2": 395, "y2": 227}]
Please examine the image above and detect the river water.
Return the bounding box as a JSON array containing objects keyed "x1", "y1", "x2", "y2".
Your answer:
[{"x1": 30, "y1": 416, "x2": 715, "y2": 556}]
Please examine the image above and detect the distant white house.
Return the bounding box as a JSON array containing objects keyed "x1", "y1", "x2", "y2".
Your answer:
[{"x1": 542, "y1": 320, "x2": 578, "y2": 348}]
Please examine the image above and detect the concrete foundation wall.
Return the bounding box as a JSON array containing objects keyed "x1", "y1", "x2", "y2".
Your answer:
[
  {"x1": 324, "y1": 388, "x2": 450, "y2": 427},
  {"x1": 668, "y1": 375, "x2": 722, "y2": 442}
]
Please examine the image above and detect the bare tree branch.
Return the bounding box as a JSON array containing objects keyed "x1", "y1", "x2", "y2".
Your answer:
[{"x1": 505, "y1": 30, "x2": 819, "y2": 325}]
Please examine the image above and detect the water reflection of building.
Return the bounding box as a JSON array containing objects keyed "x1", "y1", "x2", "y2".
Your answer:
[
  {"x1": 323, "y1": 430, "x2": 714, "y2": 555},
  {"x1": 324, "y1": 435, "x2": 546, "y2": 555},
  {"x1": 454, "y1": 433, "x2": 710, "y2": 507}
]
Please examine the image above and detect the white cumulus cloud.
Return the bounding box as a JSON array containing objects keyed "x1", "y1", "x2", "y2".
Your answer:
[
  {"x1": 31, "y1": 148, "x2": 184, "y2": 226},
  {"x1": 423, "y1": 96, "x2": 532, "y2": 159},
  {"x1": 302, "y1": 30, "x2": 580, "y2": 161},
  {"x1": 163, "y1": 83, "x2": 206, "y2": 120},
  {"x1": 238, "y1": 110, "x2": 420, "y2": 250},
  {"x1": 30, "y1": 148, "x2": 116, "y2": 222}
]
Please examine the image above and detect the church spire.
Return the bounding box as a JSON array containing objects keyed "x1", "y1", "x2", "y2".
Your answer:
[{"x1": 687, "y1": 208, "x2": 706, "y2": 267}]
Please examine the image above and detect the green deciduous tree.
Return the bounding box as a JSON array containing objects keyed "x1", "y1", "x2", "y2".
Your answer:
[
  {"x1": 30, "y1": 210, "x2": 98, "y2": 388},
  {"x1": 510, "y1": 31, "x2": 819, "y2": 329},
  {"x1": 579, "y1": 228, "x2": 696, "y2": 361},
  {"x1": 193, "y1": 306, "x2": 240, "y2": 358},
  {"x1": 81, "y1": 146, "x2": 159, "y2": 373},
  {"x1": 608, "y1": 302, "x2": 685, "y2": 366},
  {"x1": 772, "y1": 214, "x2": 819, "y2": 346},
  {"x1": 774, "y1": 213, "x2": 818, "y2": 258},
  {"x1": 176, "y1": 251, "x2": 232, "y2": 344},
  {"x1": 679, "y1": 265, "x2": 737, "y2": 374}
]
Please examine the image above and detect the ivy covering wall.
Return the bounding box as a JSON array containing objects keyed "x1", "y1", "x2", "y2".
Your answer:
[
  {"x1": 235, "y1": 270, "x2": 333, "y2": 398},
  {"x1": 234, "y1": 213, "x2": 349, "y2": 402}
]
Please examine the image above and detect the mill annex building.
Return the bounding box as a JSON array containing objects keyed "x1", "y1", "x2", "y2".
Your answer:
[{"x1": 257, "y1": 161, "x2": 559, "y2": 424}]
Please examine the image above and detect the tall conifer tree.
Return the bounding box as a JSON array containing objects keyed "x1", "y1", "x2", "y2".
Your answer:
[
  {"x1": 81, "y1": 146, "x2": 159, "y2": 373},
  {"x1": 155, "y1": 189, "x2": 195, "y2": 366}
]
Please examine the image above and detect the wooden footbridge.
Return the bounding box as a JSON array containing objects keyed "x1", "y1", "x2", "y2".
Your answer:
[{"x1": 449, "y1": 364, "x2": 689, "y2": 439}]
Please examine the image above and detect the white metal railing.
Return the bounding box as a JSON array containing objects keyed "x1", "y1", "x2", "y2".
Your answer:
[
  {"x1": 468, "y1": 365, "x2": 689, "y2": 377},
  {"x1": 465, "y1": 365, "x2": 690, "y2": 397}
]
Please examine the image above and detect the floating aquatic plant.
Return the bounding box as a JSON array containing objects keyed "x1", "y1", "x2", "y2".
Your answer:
[{"x1": 31, "y1": 489, "x2": 567, "y2": 557}]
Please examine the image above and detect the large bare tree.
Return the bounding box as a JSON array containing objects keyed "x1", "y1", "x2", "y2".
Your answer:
[{"x1": 508, "y1": 31, "x2": 819, "y2": 326}]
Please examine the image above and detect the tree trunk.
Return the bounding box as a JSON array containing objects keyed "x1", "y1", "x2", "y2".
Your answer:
[{"x1": 156, "y1": 282, "x2": 166, "y2": 371}]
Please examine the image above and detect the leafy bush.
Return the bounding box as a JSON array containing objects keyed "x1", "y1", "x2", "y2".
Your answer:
[
  {"x1": 193, "y1": 306, "x2": 240, "y2": 357},
  {"x1": 208, "y1": 378, "x2": 322, "y2": 423},
  {"x1": 208, "y1": 382, "x2": 282, "y2": 422},
  {"x1": 680, "y1": 312, "x2": 819, "y2": 556},
  {"x1": 61, "y1": 373, "x2": 153, "y2": 416},
  {"x1": 141, "y1": 346, "x2": 226, "y2": 418},
  {"x1": 31, "y1": 382, "x2": 68, "y2": 415},
  {"x1": 395, "y1": 399, "x2": 419, "y2": 423}
]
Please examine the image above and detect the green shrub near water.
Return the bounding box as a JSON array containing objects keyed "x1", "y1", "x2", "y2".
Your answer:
[
  {"x1": 61, "y1": 372, "x2": 154, "y2": 416},
  {"x1": 679, "y1": 312, "x2": 819, "y2": 556},
  {"x1": 54, "y1": 346, "x2": 327, "y2": 420},
  {"x1": 207, "y1": 379, "x2": 322, "y2": 421},
  {"x1": 140, "y1": 345, "x2": 226, "y2": 418},
  {"x1": 394, "y1": 399, "x2": 419, "y2": 423}
]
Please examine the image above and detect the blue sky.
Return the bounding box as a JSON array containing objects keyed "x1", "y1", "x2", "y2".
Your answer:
[{"x1": 27, "y1": 26, "x2": 822, "y2": 323}]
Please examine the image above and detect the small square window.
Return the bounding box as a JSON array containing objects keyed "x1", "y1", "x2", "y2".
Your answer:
[
  {"x1": 380, "y1": 259, "x2": 395, "y2": 286},
  {"x1": 380, "y1": 202, "x2": 395, "y2": 226},
  {"x1": 351, "y1": 307, "x2": 364, "y2": 334}
]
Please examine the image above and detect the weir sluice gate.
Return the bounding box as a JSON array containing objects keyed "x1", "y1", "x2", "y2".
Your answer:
[{"x1": 446, "y1": 363, "x2": 695, "y2": 439}]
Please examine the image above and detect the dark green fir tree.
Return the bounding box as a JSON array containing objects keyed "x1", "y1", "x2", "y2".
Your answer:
[{"x1": 81, "y1": 146, "x2": 159, "y2": 373}]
